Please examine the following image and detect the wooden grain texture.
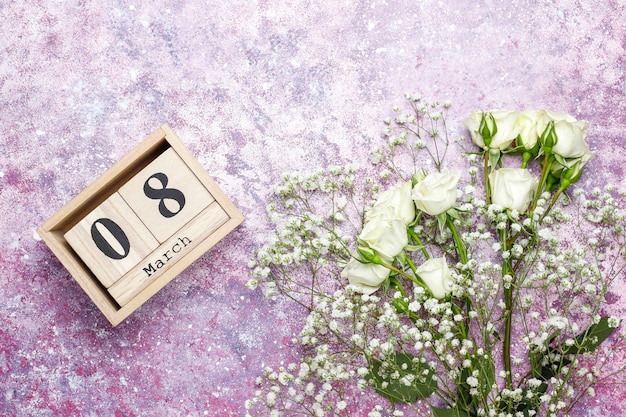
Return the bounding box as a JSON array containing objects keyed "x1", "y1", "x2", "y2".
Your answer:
[
  {"x1": 63, "y1": 192, "x2": 160, "y2": 288},
  {"x1": 118, "y1": 147, "x2": 215, "y2": 243},
  {"x1": 108, "y1": 201, "x2": 230, "y2": 306}
]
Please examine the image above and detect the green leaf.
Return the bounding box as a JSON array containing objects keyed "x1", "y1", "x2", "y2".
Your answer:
[
  {"x1": 478, "y1": 354, "x2": 495, "y2": 393},
  {"x1": 367, "y1": 352, "x2": 436, "y2": 404},
  {"x1": 391, "y1": 297, "x2": 419, "y2": 321},
  {"x1": 458, "y1": 354, "x2": 495, "y2": 408},
  {"x1": 430, "y1": 406, "x2": 471, "y2": 417},
  {"x1": 529, "y1": 317, "x2": 617, "y2": 385},
  {"x1": 563, "y1": 316, "x2": 617, "y2": 355},
  {"x1": 446, "y1": 208, "x2": 462, "y2": 220}
]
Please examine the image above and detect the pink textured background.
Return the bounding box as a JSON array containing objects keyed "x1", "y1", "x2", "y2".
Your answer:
[{"x1": 1, "y1": 1, "x2": 625, "y2": 416}]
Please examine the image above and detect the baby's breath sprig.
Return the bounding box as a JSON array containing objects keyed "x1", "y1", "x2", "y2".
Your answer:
[
  {"x1": 248, "y1": 164, "x2": 375, "y2": 310},
  {"x1": 376, "y1": 96, "x2": 452, "y2": 179}
]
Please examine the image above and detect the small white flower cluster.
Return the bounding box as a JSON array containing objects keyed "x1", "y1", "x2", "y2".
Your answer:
[
  {"x1": 247, "y1": 166, "x2": 365, "y2": 304},
  {"x1": 374, "y1": 97, "x2": 452, "y2": 175}
]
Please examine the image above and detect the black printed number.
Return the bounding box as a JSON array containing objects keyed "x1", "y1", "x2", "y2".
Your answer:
[
  {"x1": 91, "y1": 218, "x2": 131, "y2": 260},
  {"x1": 90, "y1": 172, "x2": 187, "y2": 260},
  {"x1": 143, "y1": 172, "x2": 186, "y2": 218}
]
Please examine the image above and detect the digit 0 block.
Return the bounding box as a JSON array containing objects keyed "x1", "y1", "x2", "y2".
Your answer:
[
  {"x1": 37, "y1": 125, "x2": 244, "y2": 326},
  {"x1": 64, "y1": 193, "x2": 159, "y2": 287}
]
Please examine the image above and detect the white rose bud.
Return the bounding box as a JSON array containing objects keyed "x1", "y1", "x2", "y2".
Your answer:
[
  {"x1": 342, "y1": 257, "x2": 390, "y2": 295},
  {"x1": 416, "y1": 257, "x2": 453, "y2": 299},
  {"x1": 358, "y1": 213, "x2": 408, "y2": 259},
  {"x1": 366, "y1": 181, "x2": 416, "y2": 224},
  {"x1": 412, "y1": 170, "x2": 461, "y2": 216},
  {"x1": 464, "y1": 110, "x2": 521, "y2": 150},
  {"x1": 488, "y1": 168, "x2": 538, "y2": 213}
]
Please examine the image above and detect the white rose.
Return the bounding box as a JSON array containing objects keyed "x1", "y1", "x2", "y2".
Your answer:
[
  {"x1": 366, "y1": 181, "x2": 416, "y2": 224},
  {"x1": 463, "y1": 110, "x2": 521, "y2": 150},
  {"x1": 544, "y1": 110, "x2": 577, "y2": 123},
  {"x1": 358, "y1": 213, "x2": 408, "y2": 259},
  {"x1": 412, "y1": 170, "x2": 461, "y2": 216},
  {"x1": 515, "y1": 110, "x2": 548, "y2": 151},
  {"x1": 551, "y1": 119, "x2": 590, "y2": 159},
  {"x1": 416, "y1": 257, "x2": 453, "y2": 299},
  {"x1": 342, "y1": 257, "x2": 390, "y2": 295},
  {"x1": 488, "y1": 168, "x2": 538, "y2": 213},
  {"x1": 462, "y1": 111, "x2": 483, "y2": 144}
]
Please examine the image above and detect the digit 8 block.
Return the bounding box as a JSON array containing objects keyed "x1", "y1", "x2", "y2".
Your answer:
[
  {"x1": 118, "y1": 148, "x2": 214, "y2": 243},
  {"x1": 37, "y1": 125, "x2": 244, "y2": 326}
]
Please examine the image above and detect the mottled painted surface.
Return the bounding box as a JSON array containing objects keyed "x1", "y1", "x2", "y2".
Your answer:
[{"x1": 1, "y1": 1, "x2": 625, "y2": 416}]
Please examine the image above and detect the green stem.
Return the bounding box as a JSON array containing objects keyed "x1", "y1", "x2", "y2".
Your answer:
[
  {"x1": 484, "y1": 150, "x2": 491, "y2": 204},
  {"x1": 446, "y1": 215, "x2": 467, "y2": 264},
  {"x1": 408, "y1": 228, "x2": 430, "y2": 260},
  {"x1": 388, "y1": 276, "x2": 408, "y2": 298},
  {"x1": 540, "y1": 185, "x2": 565, "y2": 222},
  {"x1": 404, "y1": 255, "x2": 418, "y2": 275},
  {"x1": 530, "y1": 153, "x2": 554, "y2": 213},
  {"x1": 501, "y1": 223, "x2": 514, "y2": 394},
  {"x1": 383, "y1": 262, "x2": 424, "y2": 288},
  {"x1": 503, "y1": 286, "x2": 513, "y2": 390}
]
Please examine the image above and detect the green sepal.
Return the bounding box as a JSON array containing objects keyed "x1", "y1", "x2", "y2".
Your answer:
[
  {"x1": 412, "y1": 170, "x2": 427, "y2": 187},
  {"x1": 356, "y1": 242, "x2": 384, "y2": 265},
  {"x1": 479, "y1": 112, "x2": 496, "y2": 146},
  {"x1": 446, "y1": 208, "x2": 462, "y2": 221},
  {"x1": 437, "y1": 213, "x2": 447, "y2": 235},
  {"x1": 487, "y1": 148, "x2": 501, "y2": 171}
]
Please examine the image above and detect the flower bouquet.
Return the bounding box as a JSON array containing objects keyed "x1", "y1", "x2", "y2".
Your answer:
[{"x1": 246, "y1": 96, "x2": 625, "y2": 417}]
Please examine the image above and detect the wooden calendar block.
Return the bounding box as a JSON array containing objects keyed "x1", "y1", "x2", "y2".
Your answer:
[
  {"x1": 37, "y1": 124, "x2": 244, "y2": 326},
  {"x1": 108, "y1": 201, "x2": 230, "y2": 306},
  {"x1": 64, "y1": 193, "x2": 159, "y2": 288},
  {"x1": 118, "y1": 148, "x2": 214, "y2": 243}
]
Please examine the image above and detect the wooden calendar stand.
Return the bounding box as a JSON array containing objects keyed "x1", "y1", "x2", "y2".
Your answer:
[{"x1": 37, "y1": 125, "x2": 244, "y2": 326}]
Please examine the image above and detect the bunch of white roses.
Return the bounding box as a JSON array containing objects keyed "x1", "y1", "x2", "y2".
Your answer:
[
  {"x1": 465, "y1": 109, "x2": 592, "y2": 207},
  {"x1": 341, "y1": 172, "x2": 459, "y2": 298},
  {"x1": 343, "y1": 108, "x2": 593, "y2": 298}
]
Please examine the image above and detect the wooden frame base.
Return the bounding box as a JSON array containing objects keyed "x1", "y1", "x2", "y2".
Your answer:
[{"x1": 37, "y1": 125, "x2": 244, "y2": 326}]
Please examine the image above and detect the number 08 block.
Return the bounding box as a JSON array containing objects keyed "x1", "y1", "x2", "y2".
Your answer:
[{"x1": 37, "y1": 125, "x2": 244, "y2": 326}]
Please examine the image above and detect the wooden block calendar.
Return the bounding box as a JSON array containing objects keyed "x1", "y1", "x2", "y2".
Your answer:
[{"x1": 37, "y1": 125, "x2": 244, "y2": 326}]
